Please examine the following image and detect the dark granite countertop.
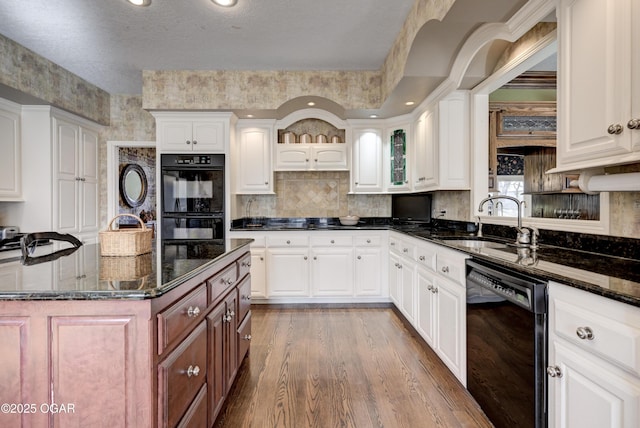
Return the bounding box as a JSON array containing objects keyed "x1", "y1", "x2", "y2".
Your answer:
[
  {"x1": 0, "y1": 239, "x2": 252, "y2": 301},
  {"x1": 231, "y1": 216, "x2": 640, "y2": 308}
]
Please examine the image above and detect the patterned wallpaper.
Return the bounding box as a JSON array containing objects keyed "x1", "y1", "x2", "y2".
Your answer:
[{"x1": 0, "y1": 34, "x2": 110, "y2": 125}]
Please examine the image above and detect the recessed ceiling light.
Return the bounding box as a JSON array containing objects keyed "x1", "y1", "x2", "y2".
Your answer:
[
  {"x1": 127, "y1": 0, "x2": 151, "y2": 6},
  {"x1": 405, "y1": 101, "x2": 415, "y2": 106},
  {"x1": 212, "y1": 0, "x2": 238, "y2": 6},
  {"x1": 246, "y1": 114, "x2": 254, "y2": 118},
  {"x1": 369, "y1": 114, "x2": 378, "y2": 118},
  {"x1": 307, "y1": 102, "x2": 316, "y2": 106}
]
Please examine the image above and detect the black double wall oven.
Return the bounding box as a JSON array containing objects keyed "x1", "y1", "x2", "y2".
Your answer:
[{"x1": 161, "y1": 154, "x2": 225, "y2": 252}]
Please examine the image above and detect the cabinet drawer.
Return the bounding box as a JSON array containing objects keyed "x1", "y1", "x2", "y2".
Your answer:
[
  {"x1": 354, "y1": 235, "x2": 381, "y2": 247},
  {"x1": 208, "y1": 263, "x2": 237, "y2": 305},
  {"x1": 158, "y1": 322, "x2": 207, "y2": 428},
  {"x1": 238, "y1": 311, "x2": 252, "y2": 364},
  {"x1": 435, "y1": 248, "x2": 467, "y2": 285},
  {"x1": 267, "y1": 235, "x2": 309, "y2": 247},
  {"x1": 397, "y1": 240, "x2": 416, "y2": 260},
  {"x1": 237, "y1": 252, "x2": 252, "y2": 280},
  {"x1": 158, "y1": 285, "x2": 207, "y2": 355},
  {"x1": 416, "y1": 242, "x2": 437, "y2": 271},
  {"x1": 310, "y1": 235, "x2": 353, "y2": 247},
  {"x1": 552, "y1": 287, "x2": 640, "y2": 376},
  {"x1": 389, "y1": 235, "x2": 402, "y2": 252},
  {"x1": 237, "y1": 276, "x2": 252, "y2": 322}
]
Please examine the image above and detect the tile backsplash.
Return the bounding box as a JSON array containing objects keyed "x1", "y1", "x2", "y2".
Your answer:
[{"x1": 237, "y1": 171, "x2": 390, "y2": 218}]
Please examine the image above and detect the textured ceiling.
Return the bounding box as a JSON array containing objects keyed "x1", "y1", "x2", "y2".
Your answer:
[{"x1": 0, "y1": 0, "x2": 547, "y2": 118}]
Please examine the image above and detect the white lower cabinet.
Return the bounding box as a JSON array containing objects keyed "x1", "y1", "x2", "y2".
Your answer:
[
  {"x1": 391, "y1": 232, "x2": 467, "y2": 384},
  {"x1": 548, "y1": 281, "x2": 640, "y2": 428},
  {"x1": 228, "y1": 231, "x2": 387, "y2": 300}
]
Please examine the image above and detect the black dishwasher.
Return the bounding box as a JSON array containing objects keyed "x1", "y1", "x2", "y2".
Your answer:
[{"x1": 466, "y1": 258, "x2": 548, "y2": 428}]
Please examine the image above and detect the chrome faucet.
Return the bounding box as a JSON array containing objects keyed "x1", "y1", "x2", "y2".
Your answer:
[{"x1": 478, "y1": 195, "x2": 532, "y2": 247}]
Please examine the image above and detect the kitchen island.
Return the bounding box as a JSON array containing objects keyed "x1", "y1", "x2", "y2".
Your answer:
[{"x1": 0, "y1": 239, "x2": 252, "y2": 428}]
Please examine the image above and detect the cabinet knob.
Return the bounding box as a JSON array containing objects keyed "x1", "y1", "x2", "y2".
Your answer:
[
  {"x1": 546, "y1": 366, "x2": 563, "y2": 378},
  {"x1": 355, "y1": 182, "x2": 359, "y2": 185},
  {"x1": 330, "y1": 240, "x2": 335, "y2": 244},
  {"x1": 403, "y1": 248, "x2": 408, "y2": 253},
  {"x1": 225, "y1": 278, "x2": 234, "y2": 285},
  {"x1": 260, "y1": 256, "x2": 264, "y2": 261},
  {"x1": 243, "y1": 334, "x2": 252, "y2": 341},
  {"x1": 366, "y1": 239, "x2": 371, "y2": 243},
  {"x1": 305, "y1": 159, "x2": 309, "y2": 162},
  {"x1": 186, "y1": 140, "x2": 191, "y2": 145},
  {"x1": 441, "y1": 266, "x2": 450, "y2": 273},
  {"x1": 627, "y1": 119, "x2": 640, "y2": 129},
  {"x1": 265, "y1": 181, "x2": 269, "y2": 185},
  {"x1": 576, "y1": 326, "x2": 594, "y2": 340},
  {"x1": 186, "y1": 365, "x2": 200, "y2": 377},
  {"x1": 357, "y1": 255, "x2": 362, "y2": 260},
  {"x1": 314, "y1": 159, "x2": 318, "y2": 162},
  {"x1": 187, "y1": 306, "x2": 201, "y2": 318},
  {"x1": 419, "y1": 255, "x2": 426, "y2": 261},
  {"x1": 313, "y1": 256, "x2": 317, "y2": 260},
  {"x1": 427, "y1": 285, "x2": 433, "y2": 291},
  {"x1": 286, "y1": 240, "x2": 291, "y2": 244},
  {"x1": 228, "y1": 310, "x2": 235, "y2": 318},
  {"x1": 243, "y1": 294, "x2": 251, "y2": 301},
  {"x1": 607, "y1": 124, "x2": 623, "y2": 135},
  {"x1": 304, "y1": 256, "x2": 308, "y2": 260},
  {"x1": 193, "y1": 140, "x2": 198, "y2": 145}
]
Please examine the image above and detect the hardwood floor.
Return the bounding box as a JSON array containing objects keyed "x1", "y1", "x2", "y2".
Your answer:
[{"x1": 214, "y1": 306, "x2": 492, "y2": 428}]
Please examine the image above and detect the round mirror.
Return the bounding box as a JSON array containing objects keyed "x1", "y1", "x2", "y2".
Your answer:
[{"x1": 119, "y1": 164, "x2": 148, "y2": 208}]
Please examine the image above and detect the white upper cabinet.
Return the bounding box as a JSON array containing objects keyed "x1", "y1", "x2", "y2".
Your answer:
[
  {"x1": 384, "y1": 121, "x2": 412, "y2": 192},
  {"x1": 351, "y1": 128, "x2": 384, "y2": 193},
  {"x1": 274, "y1": 143, "x2": 348, "y2": 171},
  {"x1": 234, "y1": 122, "x2": 273, "y2": 194},
  {"x1": 153, "y1": 112, "x2": 232, "y2": 153},
  {"x1": 0, "y1": 98, "x2": 21, "y2": 201},
  {"x1": 555, "y1": 0, "x2": 640, "y2": 171},
  {"x1": 412, "y1": 91, "x2": 470, "y2": 191}
]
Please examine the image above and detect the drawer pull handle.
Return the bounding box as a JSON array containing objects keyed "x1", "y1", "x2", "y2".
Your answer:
[
  {"x1": 243, "y1": 334, "x2": 252, "y2": 341},
  {"x1": 607, "y1": 124, "x2": 623, "y2": 135},
  {"x1": 187, "y1": 365, "x2": 200, "y2": 378},
  {"x1": 403, "y1": 248, "x2": 408, "y2": 253},
  {"x1": 419, "y1": 256, "x2": 425, "y2": 261},
  {"x1": 441, "y1": 266, "x2": 450, "y2": 273},
  {"x1": 427, "y1": 285, "x2": 433, "y2": 291},
  {"x1": 241, "y1": 261, "x2": 252, "y2": 267},
  {"x1": 546, "y1": 366, "x2": 562, "y2": 378},
  {"x1": 576, "y1": 326, "x2": 594, "y2": 340},
  {"x1": 244, "y1": 294, "x2": 251, "y2": 301},
  {"x1": 226, "y1": 278, "x2": 234, "y2": 285},
  {"x1": 432, "y1": 287, "x2": 438, "y2": 294},
  {"x1": 187, "y1": 306, "x2": 201, "y2": 318}
]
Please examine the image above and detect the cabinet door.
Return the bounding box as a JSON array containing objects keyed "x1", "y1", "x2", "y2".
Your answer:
[
  {"x1": 0, "y1": 316, "x2": 32, "y2": 428},
  {"x1": 389, "y1": 253, "x2": 402, "y2": 305},
  {"x1": 54, "y1": 119, "x2": 79, "y2": 234},
  {"x1": 207, "y1": 302, "x2": 227, "y2": 424},
  {"x1": 435, "y1": 277, "x2": 465, "y2": 382},
  {"x1": 400, "y1": 258, "x2": 416, "y2": 324},
  {"x1": 354, "y1": 247, "x2": 383, "y2": 296},
  {"x1": 236, "y1": 128, "x2": 272, "y2": 193},
  {"x1": 310, "y1": 247, "x2": 354, "y2": 296},
  {"x1": 549, "y1": 340, "x2": 640, "y2": 428},
  {"x1": 79, "y1": 127, "x2": 99, "y2": 233},
  {"x1": 267, "y1": 247, "x2": 310, "y2": 296},
  {"x1": 312, "y1": 145, "x2": 348, "y2": 170},
  {"x1": 159, "y1": 120, "x2": 195, "y2": 151},
  {"x1": 274, "y1": 145, "x2": 311, "y2": 170},
  {"x1": 416, "y1": 267, "x2": 437, "y2": 348},
  {"x1": 438, "y1": 92, "x2": 469, "y2": 189},
  {"x1": 249, "y1": 248, "x2": 267, "y2": 298},
  {"x1": 0, "y1": 104, "x2": 21, "y2": 199},
  {"x1": 557, "y1": 0, "x2": 633, "y2": 168},
  {"x1": 224, "y1": 291, "x2": 239, "y2": 390},
  {"x1": 386, "y1": 126, "x2": 412, "y2": 192},
  {"x1": 352, "y1": 129, "x2": 383, "y2": 193},
  {"x1": 192, "y1": 120, "x2": 225, "y2": 152},
  {"x1": 412, "y1": 109, "x2": 437, "y2": 191}
]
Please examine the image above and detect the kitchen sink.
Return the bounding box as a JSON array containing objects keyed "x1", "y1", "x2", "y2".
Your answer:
[{"x1": 442, "y1": 239, "x2": 509, "y2": 249}]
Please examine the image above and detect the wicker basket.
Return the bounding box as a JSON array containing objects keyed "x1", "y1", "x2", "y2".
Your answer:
[
  {"x1": 99, "y1": 253, "x2": 153, "y2": 281},
  {"x1": 99, "y1": 214, "x2": 153, "y2": 256}
]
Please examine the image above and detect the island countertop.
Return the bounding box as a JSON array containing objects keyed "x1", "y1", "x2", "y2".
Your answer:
[{"x1": 0, "y1": 239, "x2": 253, "y2": 300}]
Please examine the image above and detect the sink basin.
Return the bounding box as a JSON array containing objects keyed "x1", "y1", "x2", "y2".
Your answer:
[{"x1": 444, "y1": 239, "x2": 509, "y2": 249}]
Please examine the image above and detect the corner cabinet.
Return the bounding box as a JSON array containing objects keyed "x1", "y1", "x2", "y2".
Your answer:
[
  {"x1": 555, "y1": 0, "x2": 640, "y2": 171},
  {"x1": 547, "y1": 281, "x2": 640, "y2": 428},
  {"x1": 234, "y1": 122, "x2": 274, "y2": 194},
  {"x1": 0, "y1": 98, "x2": 21, "y2": 201},
  {"x1": 153, "y1": 112, "x2": 234, "y2": 153}
]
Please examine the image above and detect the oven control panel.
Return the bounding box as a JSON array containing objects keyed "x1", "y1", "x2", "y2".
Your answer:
[{"x1": 174, "y1": 155, "x2": 211, "y2": 165}]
